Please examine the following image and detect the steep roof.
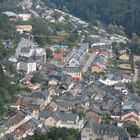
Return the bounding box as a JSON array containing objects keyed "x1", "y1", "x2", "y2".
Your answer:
[
  {"x1": 54, "y1": 112, "x2": 78, "y2": 122},
  {"x1": 84, "y1": 121, "x2": 130, "y2": 140},
  {"x1": 63, "y1": 66, "x2": 82, "y2": 73}
]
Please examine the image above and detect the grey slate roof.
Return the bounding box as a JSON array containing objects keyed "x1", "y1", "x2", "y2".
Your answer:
[
  {"x1": 1, "y1": 134, "x2": 16, "y2": 140},
  {"x1": 63, "y1": 66, "x2": 82, "y2": 73},
  {"x1": 85, "y1": 121, "x2": 130, "y2": 140},
  {"x1": 122, "y1": 101, "x2": 136, "y2": 110},
  {"x1": 54, "y1": 112, "x2": 78, "y2": 122},
  {"x1": 68, "y1": 43, "x2": 89, "y2": 66},
  {"x1": 114, "y1": 83, "x2": 126, "y2": 88},
  {"x1": 39, "y1": 111, "x2": 52, "y2": 119}
]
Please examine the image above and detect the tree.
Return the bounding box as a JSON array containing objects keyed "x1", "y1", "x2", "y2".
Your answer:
[
  {"x1": 53, "y1": 11, "x2": 61, "y2": 20},
  {"x1": 28, "y1": 17, "x2": 51, "y2": 45},
  {"x1": 78, "y1": 111, "x2": 85, "y2": 120},
  {"x1": 127, "y1": 124, "x2": 139, "y2": 137},
  {"x1": 46, "y1": 0, "x2": 140, "y2": 35},
  {"x1": 96, "y1": 138, "x2": 103, "y2": 140},
  {"x1": 112, "y1": 41, "x2": 117, "y2": 47},
  {"x1": 31, "y1": 72, "x2": 43, "y2": 84},
  {"x1": 25, "y1": 127, "x2": 78, "y2": 140},
  {"x1": 101, "y1": 114, "x2": 112, "y2": 124},
  {"x1": 0, "y1": 64, "x2": 3, "y2": 75},
  {"x1": 46, "y1": 48, "x2": 53, "y2": 58},
  {"x1": 135, "y1": 61, "x2": 140, "y2": 68},
  {"x1": 130, "y1": 33, "x2": 140, "y2": 54},
  {"x1": 108, "y1": 24, "x2": 114, "y2": 34}
]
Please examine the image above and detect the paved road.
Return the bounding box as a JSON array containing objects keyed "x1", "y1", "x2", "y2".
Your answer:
[
  {"x1": 82, "y1": 54, "x2": 96, "y2": 73},
  {"x1": 133, "y1": 68, "x2": 138, "y2": 82},
  {"x1": 132, "y1": 55, "x2": 140, "y2": 82},
  {"x1": 63, "y1": 47, "x2": 77, "y2": 64}
]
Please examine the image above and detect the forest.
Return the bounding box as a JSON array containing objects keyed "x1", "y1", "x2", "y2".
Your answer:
[
  {"x1": 0, "y1": 0, "x2": 21, "y2": 115},
  {"x1": 24, "y1": 127, "x2": 78, "y2": 140},
  {"x1": 43, "y1": 0, "x2": 140, "y2": 36}
]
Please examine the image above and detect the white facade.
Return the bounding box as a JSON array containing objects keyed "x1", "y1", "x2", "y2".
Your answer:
[
  {"x1": 35, "y1": 48, "x2": 46, "y2": 63},
  {"x1": 18, "y1": 14, "x2": 31, "y2": 21},
  {"x1": 20, "y1": 48, "x2": 34, "y2": 57},
  {"x1": 69, "y1": 58, "x2": 80, "y2": 67},
  {"x1": 68, "y1": 43, "x2": 89, "y2": 67},
  {"x1": 99, "y1": 77, "x2": 131, "y2": 86},
  {"x1": 27, "y1": 62, "x2": 36, "y2": 74},
  {"x1": 58, "y1": 16, "x2": 65, "y2": 22},
  {"x1": 17, "y1": 61, "x2": 36, "y2": 74},
  {"x1": 19, "y1": 47, "x2": 46, "y2": 63}
]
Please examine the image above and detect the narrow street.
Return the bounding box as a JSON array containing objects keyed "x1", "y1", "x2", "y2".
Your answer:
[{"x1": 82, "y1": 54, "x2": 96, "y2": 73}]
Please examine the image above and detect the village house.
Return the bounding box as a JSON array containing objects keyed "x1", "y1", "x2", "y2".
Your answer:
[
  {"x1": 62, "y1": 66, "x2": 82, "y2": 80},
  {"x1": 119, "y1": 52, "x2": 130, "y2": 61},
  {"x1": 3, "y1": 11, "x2": 18, "y2": 21},
  {"x1": 52, "y1": 45, "x2": 68, "y2": 60},
  {"x1": 91, "y1": 62, "x2": 104, "y2": 73},
  {"x1": 114, "y1": 83, "x2": 126, "y2": 91},
  {"x1": 85, "y1": 111, "x2": 102, "y2": 124},
  {"x1": 40, "y1": 111, "x2": 80, "y2": 129},
  {"x1": 13, "y1": 123, "x2": 33, "y2": 139},
  {"x1": 88, "y1": 35, "x2": 101, "y2": 44},
  {"x1": 16, "y1": 25, "x2": 32, "y2": 32},
  {"x1": 91, "y1": 51, "x2": 107, "y2": 73},
  {"x1": 16, "y1": 41, "x2": 46, "y2": 73},
  {"x1": 3, "y1": 40, "x2": 13, "y2": 49},
  {"x1": 0, "y1": 109, "x2": 38, "y2": 138},
  {"x1": 16, "y1": 93, "x2": 51, "y2": 111},
  {"x1": 81, "y1": 121, "x2": 130, "y2": 140},
  {"x1": 1, "y1": 134, "x2": 16, "y2": 140},
  {"x1": 18, "y1": 46, "x2": 46, "y2": 64},
  {"x1": 25, "y1": 82, "x2": 41, "y2": 90},
  {"x1": 99, "y1": 71, "x2": 131, "y2": 86},
  {"x1": 68, "y1": 43, "x2": 89, "y2": 67},
  {"x1": 20, "y1": 32, "x2": 34, "y2": 40},
  {"x1": 47, "y1": 101, "x2": 59, "y2": 112},
  {"x1": 19, "y1": 0, "x2": 32, "y2": 9},
  {"x1": 54, "y1": 49, "x2": 62, "y2": 60},
  {"x1": 17, "y1": 58, "x2": 37, "y2": 74},
  {"x1": 121, "y1": 101, "x2": 140, "y2": 128},
  {"x1": 58, "y1": 76, "x2": 74, "y2": 93},
  {"x1": 13, "y1": 118, "x2": 43, "y2": 139},
  {"x1": 18, "y1": 14, "x2": 31, "y2": 21},
  {"x1": 118, "y1": 63, "x2": 133, "y2": 74},
  {"x1": 48, "y1": 78, "x2": 58, "y2": 87}
]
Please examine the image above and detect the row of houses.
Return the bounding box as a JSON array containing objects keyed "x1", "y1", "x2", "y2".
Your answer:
[
  {"x1": 67, "y1": 43, "x2": 89, "y2": 67},
  {"x1": 53, "y1": 43, "x2": 89, "y2": 80}
]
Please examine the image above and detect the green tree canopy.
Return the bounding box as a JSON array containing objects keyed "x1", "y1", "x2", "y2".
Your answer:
[
  {"x1": 31, "y1": 72, "x2": 43, "y2": 84},
  {"x1": 25, "y1": 127, "x2": 78, "y2": 140},
  {"x1": 127, "y1": 124, "x2": 140, "y2": 137}
]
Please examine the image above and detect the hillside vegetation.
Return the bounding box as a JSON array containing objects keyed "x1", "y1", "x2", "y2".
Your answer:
[{"x1": 43, "y1": 0, "x2": 140, "y2": 36}]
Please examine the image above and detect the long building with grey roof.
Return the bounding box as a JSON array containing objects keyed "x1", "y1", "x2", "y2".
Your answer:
[
  {"x1": 68, "y1": 43, "x2": 89, "y2": 67},
  {"x1": 81, "y1": 121, "x2": 130, "y2": 140}
]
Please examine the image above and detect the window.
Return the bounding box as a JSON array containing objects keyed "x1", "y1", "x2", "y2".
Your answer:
[
  {"x1": 83, "y1": 135, "x2": 87, "y2": 138},
  {"x1": 86, "y1": 129, "x2": 90, "y2": 132},
  {"x1": 89, "y1": 134, "x2": 93, "y2": 137}
]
